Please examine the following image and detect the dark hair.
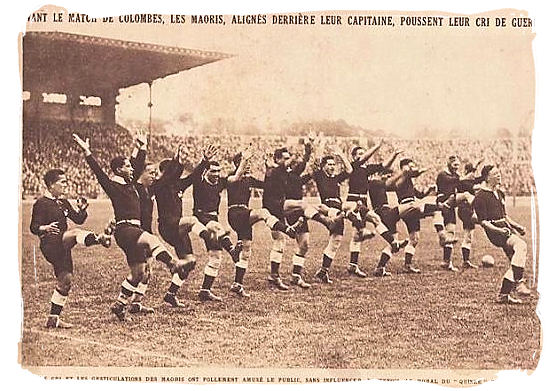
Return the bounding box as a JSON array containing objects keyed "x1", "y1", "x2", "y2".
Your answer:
[
  {"x1": 44, "y1": 169, "x2": 65, "y2": 187},
  {"x1": 320, "y1": 155, "x2": 335, "y2": 168},
  {"x1": 274, "y1": 147, "x2": 289, "y2": 161},
  {"x1": 158, "y1": 159, "x2": 172, "y2": 173},
  {"x1": 110, "y1": 156, "x2": 126, "y2": 174},
  {"x1": 480, "y1": 164, "x2": 495, "y2": 181},
  {"x1": 400, "y1": 158, "x2": 413, "y2": 168},
  {"x1": 351, "y1": 146, "x2": 363, "y2": 158},
  {"x1": 233, "y1": 152, "x2": 242, "y2": 167},
  {"x1": 448, "y1": 155, "x2": 459, "y2": 163}
]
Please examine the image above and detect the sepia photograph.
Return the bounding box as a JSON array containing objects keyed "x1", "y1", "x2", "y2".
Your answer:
[{"x1": 13, "y1": 1, "x2": 547, "y2": 386}]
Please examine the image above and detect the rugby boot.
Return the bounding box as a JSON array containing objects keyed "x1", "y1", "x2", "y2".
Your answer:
[
  {"x1": 403, "y1": 264, "x2": 421, "y2": 274},
  {"x1": 515, "y1": 280, "x2": 532, "y2": 297},
  {"x1": 463, "y1": 260, "x2": 478, "y2": 269},
  {"x1": 497, "y1": 294, "x2": 523, "y2": 304},
  {"x1": 373, "y1": 266, "x2": 392, "y2": 277},
  {"x1": 128, "y1": 302, "x2": 155, "y2": 314},
  {"x1": 267, "y1": 274, "x2": 290, "y2": 290},
  {"x1": 163, "y1": 293, "x2": 186, "y2": 308},
  {"x1": 290, "y1": 273, "x2": 311, "y2": 289},
  {"x1": 96, "y1": 233, "x2": 112, "y2": 248},
  {"x1": 170, "y1": 259, "x2": 194, "y2": 281},
  {"x1": 440, "y1": 261, "x2": 459, "y2": 272},
  {"x1": 229, "y1": 282, "x2": 251, "y2": 298},
  {"x1": 110, "y1": 301, "x2": 127, "y2": 321},
  {"x1": 314, "y1": 268, "x2": 333, "y2": 284},
  {"x1": 347, "y1": 263, "x2": 367, "y2": 278},
  {"x1": 198, "y1": 289, "x2": 223, "y2": 302},
  {"x1": 45, "y1": 315, "x2": 73, "y2": 329}
]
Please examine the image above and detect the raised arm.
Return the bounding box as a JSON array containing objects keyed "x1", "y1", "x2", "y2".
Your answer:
[
  {"x1": 357, "y1": 140, "x2": 383, "y2": 165},
  {"x1": 383, "y1": 149, "x2": 403, "y2": 169},
  {"x1": 334, "y1": 146, "x2": 353, "y2": 175},
  {"x1": 130, "y1": 130, "x2": 148, "y2": 181},
  {"x1": 73, "y1": 133, "x2": 113, "y2": 194}
]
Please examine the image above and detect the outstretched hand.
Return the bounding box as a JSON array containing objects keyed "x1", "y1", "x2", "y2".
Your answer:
[
  {"x1": 72, "y1": 134, "x2": 91, "y2": 154},
  {"x1": 203, "y1": 144, "x2": 219, "y2": 161},
  {"x1": 136, "y1": 129, "x2": 148, "y2": 148}
]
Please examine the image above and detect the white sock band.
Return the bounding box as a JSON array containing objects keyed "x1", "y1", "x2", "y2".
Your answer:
[{"x1": 51, "y1": 289, "x2": 67, "y2": 306}]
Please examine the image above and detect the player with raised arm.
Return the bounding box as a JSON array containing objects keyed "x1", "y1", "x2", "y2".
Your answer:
[
  {"x1": 472, "y1": 165, "x2": 531, "y2": 304},
  {"x1": 387, "y1": 158, "x2": 438, "y2": 274},
  {"x1": 344, "y1": 143, "x2": 406, "y2": 277},
  {"x1": 226, "y1": 146, "x2": 299, "y2": 297},
  {"x1": 73, "y1": 133, "x2": 192, "y2": 321},
  {"x1": 310, "y1": 147, "x2": 353, "y2": 284},
  {"x1": 30, "y1": 169, "x2": 111, "y2": 328},
  {"x1": 152, "y1": 144, "x2": 221, "y2": 307},
  {"x1": 191, "y1": 154, "x2": 243, "y2": 302},
  {"x1": 434, "y1": 155, "x2": 462, "y2": 272}
]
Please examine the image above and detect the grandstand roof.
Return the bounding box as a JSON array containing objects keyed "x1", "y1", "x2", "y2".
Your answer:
[{"x1": 22, "y1": 31, "x2": 231, "y2": 95}]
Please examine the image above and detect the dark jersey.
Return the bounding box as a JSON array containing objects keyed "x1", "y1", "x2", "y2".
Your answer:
[
  {"x1": 30, "y1": 196, "x2": 87, "y2": 244},
  {"x1": 436, "y1": 170, "x2": 460, "y2": 203},
  {"x1": 193, "y1": 175, "x2": 228, "y2": 214},
  {"x1": 262, "y1": 165, "x2": 289, "y2": 204},
  {"x1": 136, "y1": 184, "x2": 154, "y2": 233},
  {"x1": 348, "y1": 161, "x2": 383, "y2": 195},
  {"x1": 153, "y1": 159, "x2": 206, "y2": 224},
  {"x1": 368, "y1": 179, "x2": 389, "y2": 210},
  {"x1": 227, "y1": 175, "x2": 263, "y2": 206},
  {"x1": 395, "y1": 176, "x2": 417, "y2": 203},
  {"x1": 312, "y1": 170, "x2": 349, "y2": 203},
  {"x1": 286, "y1": 172, "x2": 311, "y2": 200},
  {"x1": 472, "y1": 188, "x2": 507, "y2": 222},
  {"x1": 458, "y1": 175, "x2": 484, "y2": 195},
  {"x1": 85, "y1": 154, "x2": 142, "y2": 222}
]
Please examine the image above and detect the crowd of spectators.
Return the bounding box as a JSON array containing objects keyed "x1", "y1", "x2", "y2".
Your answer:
[{"x1": 22, "y1": 120, "x2": 535, "y2": 199}]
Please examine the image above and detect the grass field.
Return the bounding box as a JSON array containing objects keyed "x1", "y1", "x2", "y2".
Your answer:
[{"x1": 19, "y1": 198, "x2": 540, "y2": 370}]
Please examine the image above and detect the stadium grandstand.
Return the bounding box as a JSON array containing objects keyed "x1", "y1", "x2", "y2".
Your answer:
[{"x1": 21, "y1": 32, "x2": 534, "y2": 200}]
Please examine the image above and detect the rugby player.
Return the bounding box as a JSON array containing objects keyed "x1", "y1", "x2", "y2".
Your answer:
[
  {"x1": 30, "y1": 169, "x2": 111, "y2": 328},
  {"x1": 472, "y1": 165, "x2": 531, "y2": 303},
  {"x1": 434, "y1": 156, "x2": 461, "y2": 272},
  {"x1": 153, "y1": 145, "x2": 221, "y2": 307},
  {"x1": 310, "y1": 148, "x2": 353, "y2": 284},
  {"x1": 387, "y1": 158, "x2": 438, "y2": 273},
  {"x1": 344, "y1": 144, "x2": 406, "y2": 277},
  {"x1": 73, "y1": 133, "x2": 192, "y2": 321},
  {"x1": 191, "y1": 157, "x2": 244, "y2": 302},
  {"x1": 227, "y1": 147, "x2": 299, "y2": 296}
]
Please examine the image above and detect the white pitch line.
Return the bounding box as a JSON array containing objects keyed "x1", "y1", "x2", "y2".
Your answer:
[{"x1": 24, "y1": 327, "x2": 195, "y2": 365}]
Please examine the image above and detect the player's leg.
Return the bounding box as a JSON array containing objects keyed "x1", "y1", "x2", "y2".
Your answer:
[
  {"x1": 199, "y1": 249, "x2": 224, "y2": 302},
  {"x1": 129, "y1": 258, "x2": 155, "y2": 314},
  {"x1": 403, "y1": 226, "x2": 421, "y2": 274},
  {"x1": 267, "y1": 230, "x2": 288, "y2": 290},
  {"x1": 348, "y1": 229, "x2": 367, "y2": 278},
  {"x1": 301, "y1": 203, "x2": 342, "y2": 231},
  {"x1": 252, "y1": 208, "x2": 297, "y2": 238},
  {"x1": 497, "y1": 235, "x2": 530, "y2": 303},
  {"x1": 180, "y1": 216, "x2": 217, "y2": 249},
  {"x1": 441, "y1": 221, "x2": 458, "y2": 272},
  {"x1": 315, "y1": 219, "x2": 344, "y2": 283},
  {"x1": 227, "y1": 208, "x2": 253, "y2": 297},
  {"x1": 205, "y1": 220, "x2": 242, "y2": 263},
  {"x1": 137, "y1": 230, "x2": 193, "y2": 279},
  {"x1": 111, "y1": 261, "x2": 146, "y2": 321},
  {"x1": 458, "y1": 205, "x2": 478, "y2": 269},
  {"x1": 373, "y1": 245, "x2": 393, "y2": 277},
  {"x1": 290, "y1": 230, "x2": 312, "y2": 289},
  {"x1": 230, "y1": 239, "x2": 252, "y2": 298},
  {"x1": 45, "y1": 246, "x2": 74, "y2": 328},
  {"x1": 62, "y1": 227, "x2": 111, "y2": 249}
]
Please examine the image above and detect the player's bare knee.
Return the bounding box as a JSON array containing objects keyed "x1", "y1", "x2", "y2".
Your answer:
[{"x1": 272, "y1": 235, "x2": 285, "y2": 252}]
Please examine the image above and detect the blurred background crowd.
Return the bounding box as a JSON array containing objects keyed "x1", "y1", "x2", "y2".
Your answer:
[{"x1": 22, "y1": 120, "x2": 534, "y2": 199}]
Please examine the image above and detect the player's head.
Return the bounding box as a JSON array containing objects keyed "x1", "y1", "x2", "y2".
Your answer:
[
  {"x1": 110, "y1": 156, "x2": 134, "y2": 182},
  {"x1": 481, "y1": 164, "x2": 501, "y2": 186},
  {"x1": 399, "y1": 158, "x2": 415, "y2": 171},
  {"x1": 351, "y1": 146, "x2": 365, "y2": 162},
  {"x1": 464, "y1": 162, "x2": 476, "y2": 174},
  {"x1": 139, "y1": 162, "x2": 157, "y2": 187},
  {"x1": 158, "y1": 159, "x2": 171, "y2": 173},
  {"x1": 447, "y1": 155, "x2": 460, "y2": 173},
  {"x1": 44, "y1": 169, "x2": 67, "y2": 198},
  {"x1": 205, "y1": 161, "x2": 221, "y2": 184},
  {"x1": 321, "y1": 155, "x2": 336, "y2": 175},
  {"x1": 274, "y1": 147, "x2": 291, "y2": 167}
]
